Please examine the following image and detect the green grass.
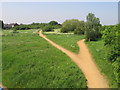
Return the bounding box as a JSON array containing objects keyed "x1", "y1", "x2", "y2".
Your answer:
[
  {"x1": 86, "y1": 40, "x2": 118, "y2": 88},
  {"x1": 2, "y1": 30, "x2": 87, "y2": 88},
  {"x1": 53, "y1": 28, "x2": 61, "y2": 32},
  {"x1": 46, "y1": 34, "x2": 85, "y2": 53},
  {"x1": 45, "y1": 33, "x2": 118, "y2": 88},
  {"x1": 2, "y1": 29, "x2": 37, "y2": 35}
]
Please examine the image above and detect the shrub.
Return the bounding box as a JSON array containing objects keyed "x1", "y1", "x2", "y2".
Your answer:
[
  {"x1": 61, "y1": 19, "x2": 85, "y2": 34},
  {"x1": 61, "y1": 27, "x2": 68, "y2": 33},
  {"x1": 102, "y1": 24, "x2": 120, "y2": 86},
  {"x1": 42, "y1": 25, "x2": 53, "y2": 32},
  {"x1": 74, "y1": 28, "x2": 84, "y2": 35}
]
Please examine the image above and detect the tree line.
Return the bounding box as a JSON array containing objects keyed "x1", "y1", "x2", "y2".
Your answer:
[{"x1": 61, "y1": 13, "x2": 102, "y2": 41}]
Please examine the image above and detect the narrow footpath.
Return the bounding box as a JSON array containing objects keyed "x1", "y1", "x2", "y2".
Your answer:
[{"x1": 38, "y1": 31, "x2": 109, "y2": 88}]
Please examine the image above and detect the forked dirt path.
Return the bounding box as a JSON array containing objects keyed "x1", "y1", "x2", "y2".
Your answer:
[{"x1": 38, "y1": 31, "x2": 109, "y2": 88}]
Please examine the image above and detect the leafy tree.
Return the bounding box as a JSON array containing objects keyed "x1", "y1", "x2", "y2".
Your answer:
[
  {"x1": 74, "y1": 21, "x2": 85, "y2": 35},
  {"x1": 42, "y1": 25, "x2": 53, "y2": 32},
  {"x1": 61, "y1": 27, "x2": 69, "y2": 33},
  {"x1": 85, "y1": 13, "x2": 102, "y2": 41},
  {"x1": 49, "y1": 21, "x2": 58, "y2": 25},
  {"x1": 61, "y1": 19, "x2": 80, "y2": 32},
  {"x1": 13, "y1": 24, "x2": 30, "y2": 30}
]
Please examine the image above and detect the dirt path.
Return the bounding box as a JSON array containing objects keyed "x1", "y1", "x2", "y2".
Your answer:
[
  {"x1": 0, "y1": 83, "x2": 7, "y2": 90},
  {"x1": 38, "y1": 31, "x2": 109, "y2": 88}
]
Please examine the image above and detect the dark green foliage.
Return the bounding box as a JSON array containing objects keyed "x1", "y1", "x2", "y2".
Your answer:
[
  {"x1": 13, "y1": 23, "x2": 47, "y2": 30},
  {"x1": 112, "y1": 57, "x2": 120, "y2": 87},
  {"x1": 74, "y1": 27, "x2": 84, "y2": 35},
  {"x1": 85, "y1": 13, "x2": 102, "y2": 41},
  {"x1": 102, "y1": 24, "x2": 120, "y2": 61},
  {"x1": 61, "y1": 27, "x2": 69, "y2": 33},
  {"x1": 52, "y1": 24, "x2": 62, "y2": 29},
  {"x1": 74, "y1": 21, "x2": 85, "y2": 35},
  {"x1": 42, "y1": 25, "x2": 54, "y2": 32},
  {"x1": 48, "y1": 21, "x2": 62, "y2": 30},
  {"x1": 102, "y1": 24, "x2": 120, "y2": 87},
  {"x1": 13, "y1": 22, "x2": 61, "y2": 31},
  {"x1": 28, "y1": 23, "x2": 48, "y2": 29},
  {"x1": 13, "y1": 24, "x2": 30, "y2": 30},
  {"x1": 49, "y1": 21, "x2": 58, "y2": 25}
]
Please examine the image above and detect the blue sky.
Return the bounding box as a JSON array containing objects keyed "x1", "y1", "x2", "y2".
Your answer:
[{"x1": 1, "y1": 2, "x2": 118, "y2": 25}]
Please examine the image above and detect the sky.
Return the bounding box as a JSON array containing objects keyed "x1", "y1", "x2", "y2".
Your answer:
[{"x1": 1, "y1": 1, "x2": 119, "y2": 25}]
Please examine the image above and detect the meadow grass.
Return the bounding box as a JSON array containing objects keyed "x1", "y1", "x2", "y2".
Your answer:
[
  {"x1": 46, "y1": 34, "x2": 85, "y2": 53},
  {"x1": 2, "y1": 29, "x2": 37, "y2": 35},
  {"x1": 86, "y1": 40, "x2": 118, "y2": 88},
  {"x1": 2, "y1": 30, "x2": 87, "y2": 88},
  {"x1": 53, "y1": 28, "x2": 61, "y2": 32},
  {"x1": 45, "y1": 33, "x2": 118, "y2": 88}
]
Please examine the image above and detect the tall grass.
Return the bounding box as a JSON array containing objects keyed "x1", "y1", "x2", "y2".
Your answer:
[
  {"x1": 86, "y1": 40, "x2": 118, "y2": 88},
  {"x1": 2, "y1": 31, "x2": 87, "y2": 88},
  {"x1": 46, "y1": 34, "x2": 85, "y2": 53},
  {"x1": 46, "y1": 33, "x2": 118, "y2": 88}
]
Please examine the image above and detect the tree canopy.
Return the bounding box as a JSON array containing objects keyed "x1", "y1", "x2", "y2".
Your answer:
[
  {"x1": 61, "y1": 19, "x2": 85, "y2": 34},
  {"x1": 85, "y1": 13, "x2": 102, "y2": 41}
]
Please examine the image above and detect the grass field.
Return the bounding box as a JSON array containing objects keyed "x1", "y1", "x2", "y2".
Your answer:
[
  {"x1": 2, "y1": 30, "x2": 87, "y2": 88},
  {"x1": 46, "y1": 34, "x2": 85, "y2": 53},
  {"x1": 86, "y1": 40, "x2": 118, "y2": 88},
  {"x1": 45, "y1": 33, "x2": 118, "y2": 88}
]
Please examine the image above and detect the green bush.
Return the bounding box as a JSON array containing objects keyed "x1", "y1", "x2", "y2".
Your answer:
[
  {"x1": 102, "y1": 24, "x2": 120, "y2": 87},
  {"x1": 61, "y1": 27, "x2": 68, "y2": 33},
  {"x1": 74, "y1": 27, "x2": 84, "y2": 35},
  {"x1": 42, "y1": 25, "x2": 54, "y2": 32},
  {"x1": 13, "y1": 25, "x2": 30, "y2": 30},
  {"x1": 61, "y1": 19, "x2": 85, "y2": 34},
  {"x1": 112, "y1": 57, "x2": 120, "y2": 87}
]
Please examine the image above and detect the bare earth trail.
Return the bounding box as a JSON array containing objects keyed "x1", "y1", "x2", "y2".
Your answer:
[
  {"x1": 0, "y1": 83, "x2": 8, "y2": 90},
  {"x1": 38, "y1": 31, "x2": 109, "y2": 88}
]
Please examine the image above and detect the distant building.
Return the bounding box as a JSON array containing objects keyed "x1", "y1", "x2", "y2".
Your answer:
[{"x1": 4, "y1": 23, "x2": 19, "y2": 29}]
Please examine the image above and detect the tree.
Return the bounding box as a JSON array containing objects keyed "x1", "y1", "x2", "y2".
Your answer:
[
  {"x1": 74, "y1": 21, "x2": 85, "y2": 35},
  {"x1": 61, "y1": 19, "x2": 81, "y2": 33},
  {"x1": 42, "y1": 25, "x2": 53, "y2": 32},
  {"x1": 85, "y1": 13, "x2": 102, "y2": 41},
  {"x1": 49, "y1": 21, "x2": 58, "y2": 25}
]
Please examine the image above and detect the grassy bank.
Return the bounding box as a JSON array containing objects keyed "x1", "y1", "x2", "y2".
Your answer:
[
  {"x1": 2, "y1": 30, "x2": 87, "y2": 88},
  {"x1": 46, "y1": 32, "x2": 118, "y2": 88},
  {"x1": 86, "y1": 40, "x2": 118, "y2": 88},
  {"x1": 46, "y1": 34, "x2": 85, "y2": 53}
]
